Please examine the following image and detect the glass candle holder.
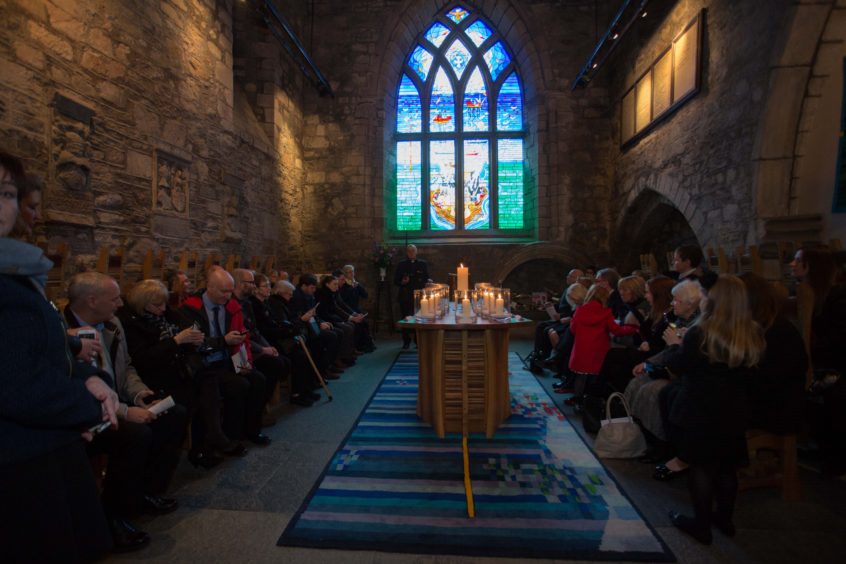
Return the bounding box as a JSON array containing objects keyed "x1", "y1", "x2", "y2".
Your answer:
[
  {"x1": 414, "y1": 288, "x2": 437, "y2": 321},
  {"x1": 455, "y1": 289, "x2": 475, "y2": 322}
]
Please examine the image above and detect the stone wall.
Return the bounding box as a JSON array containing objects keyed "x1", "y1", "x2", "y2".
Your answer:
[
  {"x1": 1, "y1": 0, "x2": 308, "y2": 280},
  {"x1": 608, "y1": 0, "x2": 795, "y2": 251}
]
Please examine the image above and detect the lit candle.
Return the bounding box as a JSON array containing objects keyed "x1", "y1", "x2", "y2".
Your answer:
[
  {"x1": 461, "y1": 297, "x2": 471, "y2": 320},
  {"x1": 420, "y1": 296, "x2": 429, "y2": 316},
  {"x1": 495, "y1": 295, "x2": 505, "y2": 315},
  {"x1": 457, "y1": 264, "x2": 469, "y2": 292}
]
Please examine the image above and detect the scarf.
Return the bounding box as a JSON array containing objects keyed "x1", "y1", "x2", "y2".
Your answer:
[
  {"x1": 142, "y1": 311, "x2": 180, "y2": 341},
  {"x1": 0, "y1": 237, "x2": 53, "y2": 291}
]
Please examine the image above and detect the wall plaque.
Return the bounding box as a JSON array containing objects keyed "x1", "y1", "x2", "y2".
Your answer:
[
  {"x1": 153, "y1": 150, "x2": 190, "y2": 217},
  {"x1": 621, "y1": 10, "x2": 704, "y2": 146}
]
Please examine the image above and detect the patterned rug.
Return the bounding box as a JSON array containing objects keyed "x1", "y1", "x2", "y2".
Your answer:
[{"x1": 278, "y1": 352, "x2": 675, "y2": 561}]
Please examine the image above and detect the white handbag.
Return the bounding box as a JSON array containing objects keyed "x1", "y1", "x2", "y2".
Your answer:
[{"x1": 593, "y1": 392, "x2": 647, "y2": 459}]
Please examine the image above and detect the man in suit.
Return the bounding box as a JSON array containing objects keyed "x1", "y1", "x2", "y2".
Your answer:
[
  {"x1": 180, "y1": 268, "x2": 272, "y2": 446},
  {"x1": 394, "y1": 244, "x2": 430, "y2": 349},
  {"x1": 65, "y1": 272, "x2": 188, "y2": 552}
]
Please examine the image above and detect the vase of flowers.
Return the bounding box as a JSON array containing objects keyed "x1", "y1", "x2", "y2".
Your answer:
[{"x1": 371, "y1": 242, "x2": 396, "y2": 281}]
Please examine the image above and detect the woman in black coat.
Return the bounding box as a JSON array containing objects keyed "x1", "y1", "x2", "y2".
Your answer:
[
  {"x1": 663, "y1": 274, "x2": 765, "y2": 545},
  {"x1": 121, "y1": 279, "x2": 237, "y2": 467}
]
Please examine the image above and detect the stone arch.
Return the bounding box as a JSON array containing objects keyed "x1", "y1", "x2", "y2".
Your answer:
[
  {"x1": 369, "y1": 0, "x2": 547, "y2": 236},
  {"x1": 492, "y1": 242, "x2": 591, "y2": 286},
  {"x1": 751, "y1": 2, "x2": 837, "y2": 220},
  {"x1": 613, "y1": 188, "x2": 700, "y2": 274}
]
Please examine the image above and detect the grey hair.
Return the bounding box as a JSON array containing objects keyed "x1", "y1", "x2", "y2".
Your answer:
[
  {"x1": 671, "y1": 279, "x2": 703, "y2": 305},
  {"x1": 273, "y1": 280, "x2": 296, "y2": 295},
  {"x1": 67, "y1": 271, "x2": 114, "y2": 305},
  {"x1": 565, "y1": 283, "x2": 588, "y2": 308}
]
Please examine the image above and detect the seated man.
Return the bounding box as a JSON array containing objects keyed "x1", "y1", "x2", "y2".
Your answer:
[
  {"x1": 288, "y1": 275, "x2": 345, "y2": 379},
  {"x1": 339, "y1": 264, "x2": 368, "y2": 313},
  {"x1": 181, "y1": 268, "x2": 272, "y2": 447},
  {"x1": 65, "y1": 272, "x2": 188, "y2": 552}
]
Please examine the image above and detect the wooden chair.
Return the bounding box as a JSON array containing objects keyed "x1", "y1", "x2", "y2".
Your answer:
[
  {"x1": 639, "y1": 253, "x2": 658, "y2": 276},
  {"x1": 264, "y1": 256, "x2": 276, "y2": 276},
  {"x1": 739, "y1": 430, "x2": 801, "y2": 501},
  {"x1": 95, "y1": 245, "x2": 126, "y2": 288},
  {"x1": 44, "y1": 242, "x2": 69, "y2": 305},
  {"x1": 794, "y1": 281, "x2": 815, "y2": 389},
  {"x1": 706, "y1": 246, "x2": 730, "y2": 274},
  {"x1": 141, "y1": 249, "x2": 167, "y2": 281},
  {"x1": 249, "y1": 256, "x2": 261, "y2": 271},
  {"x1": 225, "y1": 254, "x2": 241, "y2": 272}
]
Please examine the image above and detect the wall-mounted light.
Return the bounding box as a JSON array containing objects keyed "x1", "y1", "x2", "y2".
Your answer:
[{"x1": 612, "y1": 33, "x2": 619, "y2": 40}]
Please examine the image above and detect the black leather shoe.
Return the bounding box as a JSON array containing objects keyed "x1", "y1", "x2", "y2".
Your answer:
[
  {"x1": 249, "y1": 433, "x2": 272, "y2": 446},
  {"x1": 308, "y1": 392, "x2": 321, "y2": 401},
  {"x1": 110, "y1": 518, "x2": 150, "y2": 553},
  {"x1": 653, "y1": 463, "x2": 689, "y2": 482},
  {"x1": 187, "y1": 449, "x2": 223, "y2": 469},
  {"x1": 221, "y1": 443, "x2": 248, "y2": 457},
  {"x1": 142, "y1": 494, "x2": 178, "y2": 515},
  {"x1": 668, "y1": 510, "x2": 712, "y2": 544}
]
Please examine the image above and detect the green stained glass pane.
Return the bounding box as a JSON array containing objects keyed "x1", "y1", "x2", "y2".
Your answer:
[
  {"x1": 464, "y1": 139, "x2": 490, "y2": 229},
  {"x1": 408, "y1": 45, "x2": 433, "y2": 82},
  {"x1": 430, "y1": 140, "x2": 456, "y2": 230},
  {"x1": 498, "y1": 139, "x2": 524, "y2": 229},
  {"x1": 464, "y1": 20, "x2": 492, "y2": 47},
  {"x1": 446, "y1": 6, "x2": 470, "y2": 24},
  {"x1": 463, "y1": 67, "x2": 488, "y2": 132},
  {"x1": 445, "y1": 39, "x2": 472, "y2": 79},
  {"x1": 424, "y1": 22, "x2": 450, "y2": 48},
  {"x1": 397, "y1": 74, "x2": 421, "y2": 133},
  {"x1": 396, "y1": 141, "x2": 422, "y2": 231},
  {"x1": 497, "y1": 72, "x2": 522, "y2": 131},
  {"x1": 483, "y1": 41, "x2": 510, "y2": 80},
  {"x1": 430, "y1": 67, "x2": 455, "y2": 132}
]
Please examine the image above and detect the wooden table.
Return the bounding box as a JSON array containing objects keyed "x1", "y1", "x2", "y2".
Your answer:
[{"x1": 397, "y1": 311, "x2": 531, "y2": 439}]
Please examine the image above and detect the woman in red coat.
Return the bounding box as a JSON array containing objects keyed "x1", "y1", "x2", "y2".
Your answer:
[{"x1": 568, "y1": 284, "x2": 638, "y2": 404}]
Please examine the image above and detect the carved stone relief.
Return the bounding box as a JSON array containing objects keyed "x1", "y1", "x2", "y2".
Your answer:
[
  {"x1": 47, "y1": 93, "x2": 95, "y2": 227},
  {"x1": 153, "y1": 150, "x2": 190, "y2": 217}
]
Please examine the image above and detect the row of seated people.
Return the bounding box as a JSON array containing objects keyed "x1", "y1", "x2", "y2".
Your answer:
[
  {"x1": 2, "y1": 152, "x2": 380, "y2": 560},
  {"x1": 524, "y1": 244, "x2": 846, "y2": 544}
]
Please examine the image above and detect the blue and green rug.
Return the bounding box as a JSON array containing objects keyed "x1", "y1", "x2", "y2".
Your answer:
[{"x1": 278, "y1": 352, "x2": 675, "y2": 561}]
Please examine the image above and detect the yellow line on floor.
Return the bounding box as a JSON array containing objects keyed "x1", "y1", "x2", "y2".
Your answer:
[{"x1": 463, "y1": 434, "x2": 475, "y2": 518}]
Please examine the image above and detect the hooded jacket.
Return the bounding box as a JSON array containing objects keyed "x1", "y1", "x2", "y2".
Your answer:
[{"x1": 569, "y1": 300, "x2": 638, "y2": 374}]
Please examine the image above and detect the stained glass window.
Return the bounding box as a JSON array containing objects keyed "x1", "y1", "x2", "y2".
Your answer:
[
  {"x1": 408, "y1": 45, "x2": 433, "y2": 82},
  {"x1": 464, "y1": 20, "x2": 492, "y2": 47},
  {"x1": 463, "y1": 67, "x2": 488, "y2": 132},
  {"x1": 393, "y1": 7, "x2": 526, "y2": 234},
  {"x1": 397, "y1": 75, "x2": 421, "y2": 133},
  {"x1": 424, "y1": 22, "x2": 450, "y2": 48},
  {"x1": 497, "y1": 72, "x2": 522, "y2": 131},
  {"x1": 464, "y1": 140, "x2": 490, "y2": 229},
  {"x1": 484, "y1": 41, "x2": 510, "y2": 80},
  {"x1": 445, "y1": 39, "x2": 472, "y2": 79},
  {"x1": 430, "y1": 68, "x2": 455, "y2": 133},
  {"x1": 397, "y1": 141, "x2": 422, "y2": 230},
  {"x1": 446, "y1": 6, "x2": 470, "y2": 24},
  {"x1": 430, "y1": 140, "x2": 456, "y2": 230}
]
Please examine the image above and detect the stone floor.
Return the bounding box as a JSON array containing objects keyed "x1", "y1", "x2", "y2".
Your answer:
[{"x1": 109, "y1": 336, "x2": 846, "y2": 564}]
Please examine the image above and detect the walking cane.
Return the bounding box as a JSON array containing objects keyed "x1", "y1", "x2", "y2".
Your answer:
[{"x1": 296, "y1": 336, "x2": 333, "y2": 402}]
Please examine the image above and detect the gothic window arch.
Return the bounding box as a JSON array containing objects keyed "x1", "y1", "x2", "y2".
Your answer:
[{"x1": 392, "y1": 5, "x2": 528, "y2": 237}]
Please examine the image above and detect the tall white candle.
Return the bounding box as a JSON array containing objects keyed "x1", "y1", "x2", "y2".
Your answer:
[
  {"x1": 457, "y1": 264, "x2": 469, "y2": 292},
  {"x1": 420, "y1": 296, "x2": 429, "y2": 316},
  {"x1": 495, "y1": 295, "x2": 505, "y2": 315},
  {"x1": 461, "y1": 297, "x2": 471, "y2": 320}
]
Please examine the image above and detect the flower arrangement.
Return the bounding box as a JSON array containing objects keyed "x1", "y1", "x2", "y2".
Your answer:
[{"x1": 371, "y1": 242, "x2": 397, "y2": 268}]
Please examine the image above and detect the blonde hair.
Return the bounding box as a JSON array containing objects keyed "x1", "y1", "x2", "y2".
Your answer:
[
  {"x1": 697, "y1": 274, "x2": 764, "y2": 368},
  {"x1": 584, "y1": 284, "x2": 610, "y2": 307},
  {"x1": 565, "y1": 283, "x2": 587, "y2": 308},
  {"x1": 127, "y1": 279, "x2": 169, "y2": 315},
  {"x1": 618, "y1": 275, "x2": 646, "y2": 301}
]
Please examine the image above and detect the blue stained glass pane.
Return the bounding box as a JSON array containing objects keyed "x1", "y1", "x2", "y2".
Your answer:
[
  {"x1": 424, "y1": 22, "x2": 450, "y2": 48},
  {"x1": 464, "y1": 140, "x2": 490, "y2": 229},
  {"x1": 446, "y1": 6, "x2": 470, "y2": 24},
  {"x1": 497, "y1": 72, "x2": 522, "y2": 131},
  {"x1": 444, "y1": 39, "x2": 472, "y2": 79},
  {"x1": 397, "y1": 75, "x2": 422, "y2": 133},
  {"x1": 408, "y1": 45, "x2": 433, "y2": 82},
  {"x1": 483, "y1": 41, "x2": 510, "y2": 80},
  {"x1": 463, "y1": 67, "x2": 489, "y2": 132},
  {"x1": 430, "y1": 67, "x2": 455, "y2": 133},
  {"x1": 464, "y1": 20, "x2": 492, "y2": 47},
  {"x1": 498, "y1": 139, "x2": 524, "y2": 229},
  {"x1": 430, "y1": 140, "x2": 456, "y2": 230},
  {"x1": 396, "y1": 141, "x2": 422, "y2": 230}
]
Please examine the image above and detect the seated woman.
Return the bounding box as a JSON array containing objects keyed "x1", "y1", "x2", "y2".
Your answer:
[
  {"x1": 316, "y1": 274, "x2": 365, "y2": 357},
  {"x1": 624, "y1": 278, "x2": 701, "y2": 459},
  {"x1": 741, "y1": 273, "x2": 808, "y2": 435},
  {"x1": 567, "y1": 284, "x2": 638, "y2": 406},
  {"x1": 617, "y1": 275, "x2": 650, "y2": 334},
  {"x1": 664, "y1": 275, "x2": 765, "y2": 545},
  {"x1": 120, "y1": 279, "x2": 239, "y2": 468}
]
